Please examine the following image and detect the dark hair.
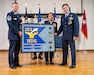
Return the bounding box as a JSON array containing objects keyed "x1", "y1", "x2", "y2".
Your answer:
[
  {"x1": 62, "y1": 4, "x2": 69, "y2": 8},
  {"x1": 47, "y1": 12, "x2": 54, "y2": 17},
  {"x1": 12, "y1": 2, "x2": 18, "y2": 6}
]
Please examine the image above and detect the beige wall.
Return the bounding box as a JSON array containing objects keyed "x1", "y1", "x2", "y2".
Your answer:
[{"x1": 0, "y1": 0, "x2": 94, "y2": 50}]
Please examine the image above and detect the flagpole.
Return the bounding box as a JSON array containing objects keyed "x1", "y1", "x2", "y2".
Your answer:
[
  {"x1": 15, "y1": 0, "x2": 17, "y2": 3},
  {"x1": 54, "y1": 3, "x2": 56, "y2": 21},
  {"x1": 81, "y1": 0, "x2": 83, "y2": 13},
  {"x1": 82, "y1": 10, "x2": 88, "y2": 54},
  {"x1": 83, "y1": 35, "x2": 87, "y2": 54},
  {"x1": 38, "y1": 3, "x2": 40, "y2": 10},
  {"x1": 53, "y1": 3, "x2": 58, "y2": 58},
  {"x1": 25, "y1": 4, "x2": 28, "y2": 23},
  {"x1": 38, "y1": 4, "x2": 42, "y2": 24}
]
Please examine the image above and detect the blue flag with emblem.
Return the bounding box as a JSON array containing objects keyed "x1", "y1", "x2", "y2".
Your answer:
[
  {"x1": 54, "y1": 7, "x2": 56, "y2": 20},
  {"x1": 38, "y1": 8, "x2": 42, "y2": 23}
]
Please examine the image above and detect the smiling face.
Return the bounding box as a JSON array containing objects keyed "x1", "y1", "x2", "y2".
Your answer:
[
  {"x1": 48, "y1": 13, "x2": 54, "y2": 21},
  {"x1": 62, "y1": 4, "x2": 69, "y2": 14}
]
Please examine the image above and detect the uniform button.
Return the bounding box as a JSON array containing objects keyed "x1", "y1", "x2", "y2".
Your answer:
[
  {"x1": 65, "y1": 23, "x2": 67, "y2": 24},
  {"x1": 65, "y1": 29, "x2": 66, "y2": 30},
  {"x1": 65, "y1": 25, "x2": 67, "y2": 27}
]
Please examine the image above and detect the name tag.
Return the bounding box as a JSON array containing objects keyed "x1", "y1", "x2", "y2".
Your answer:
[{"x1": 13, "y1": 18, "x2": 17, "y2": 20}]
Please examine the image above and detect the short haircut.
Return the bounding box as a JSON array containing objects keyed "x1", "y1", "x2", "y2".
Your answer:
[
  {"x1": 12, "y1": 2, "x2": 18, "y2": 6},
  {"x1": 48, "y1": 12, "x2": 54, "y2": 17},
  {"x1": 47, "y1": 12, "x2": 54, "y2": 17},
  {"x1": 62, "y1": 4, "x2": 69, "y2": 8}
]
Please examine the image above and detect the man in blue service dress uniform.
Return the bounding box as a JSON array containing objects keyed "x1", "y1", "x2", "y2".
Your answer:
[
  {"x1": 55, "y1": 4, "x2": 79, "y2": 69},
  {"x1": 6, "y1": 2, "x2": 22, "y2": 69}
]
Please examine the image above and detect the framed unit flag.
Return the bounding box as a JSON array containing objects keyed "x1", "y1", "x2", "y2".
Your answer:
[{"x1": 21, "y1": 24, "x2": 55, "y2": 53}]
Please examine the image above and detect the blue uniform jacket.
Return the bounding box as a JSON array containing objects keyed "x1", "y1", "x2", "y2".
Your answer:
[
  {"x1": 44, "y1": 20, "x2": 57, "y2": 33},
  {"x1": 58, "y1": 13, "x2": 79, "y2": 40},
  {"x1": 6, "y1": 11, "x2": 22, "y2": 40}
]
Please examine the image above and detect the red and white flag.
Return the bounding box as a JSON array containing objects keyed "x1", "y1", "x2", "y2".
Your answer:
[{"x1": 81, "y1": 10, "x2": 88, "y2": 39}]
